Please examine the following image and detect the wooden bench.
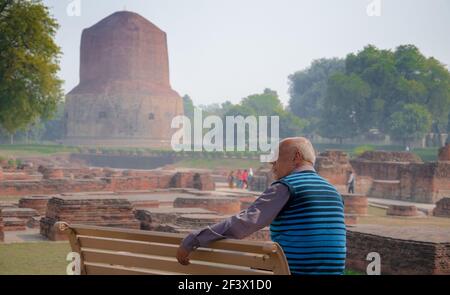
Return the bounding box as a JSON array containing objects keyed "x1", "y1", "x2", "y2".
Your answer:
[{"x1": 56, "y1": 222, "x2": 291, "y2": 275}]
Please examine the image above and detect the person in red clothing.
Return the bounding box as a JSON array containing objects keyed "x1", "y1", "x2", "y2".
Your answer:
[{"x1": 242, "y1": 169, "x2": 249, "y2": 189}]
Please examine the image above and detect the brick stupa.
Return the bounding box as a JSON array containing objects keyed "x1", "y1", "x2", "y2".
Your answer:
[{"x1": 64, "y1": 11, "x2": 183, "y2": 147}]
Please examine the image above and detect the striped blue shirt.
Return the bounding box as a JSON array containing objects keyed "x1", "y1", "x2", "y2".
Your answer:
[{"x1": 270, "y1": 170, "x2": 347, "y2": 275}]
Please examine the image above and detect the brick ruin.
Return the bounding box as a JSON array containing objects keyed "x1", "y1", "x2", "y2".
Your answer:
[
  {"x1": 134, "y1": 207, "x2": 215, "y2": 231},
  {"x1": 438, "y1": 143, "x2": 450, "y2": 161},
  {"x1": 433, "y1": 197, "x2": 450, "y2": 218},
  {"x1": 314, "y1": 150, "x2": 354, "y2": 192},
  {"x1": 347, "y1": 225, "x2": 450, "y2": 274},
  {"x1": 386, "y1": 205, "x2": 419, "y2": 217},
  {"x1": 315, "y1": 149, "x2": 450, "y2": 204},
  {"x1": 248, "y1": 167, "x2": 273, "y2": 192},
  {"x1": 1, "y1": 152, "x2": 449, "y2": 274},
  {"x1": 0, "y1": 165, "x2": 215, "y2": 196},
  {"x1": 341, "y1": 194, "x2": 368, "y2": 226},
  {"x1": 40, "y1": 196, "x2": 141, "y2": 241},
  {"x1": 64, "y1": 11, "x2": 183, "y2": 147},
  {"x1": 19, "y1": 195, "x2": 52, "y2": 215},
  {"x1": 1, "y1": 208, "x2": 39, "y2": 231}
]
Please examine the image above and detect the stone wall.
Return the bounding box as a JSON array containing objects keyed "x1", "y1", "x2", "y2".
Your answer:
[
  {"x1": 438, "y1": 143, "x2": 450, "y2": 161},
  {"x1": 70, "y1": 153, "x2": 176, "y2": 170},
  {"x1": 356, "y1": 151, "x2": 423, "y2": 163},
  {"x1": 350, "y1": 153, "x2": 450, "y2": 203},
  {"x1": 249, "y1": 168, "x2": 273, "y2": 192},
  {"x1": 342, "y1": 194, "x2": 368, "y2": 215},
  {"x1": 0, "y1": 169, "x2": 216, "y2": 196},
  {"x1": 315, "y1": 150, "x2": 353, "y2": 187},
  {"x1": 347, "y1": 225, "x2": 450, "y2": 274},
  {"x1": 434, "y1": 198, "x2": 450, "y2": 218},
  {"x1": 1, "y1": 208, "x2": 39, "y2": 225},
  {"x1": 386, "y1": 205, "x2": 418, "y2": 217},
  {"x1": 169, "y1": 172, "x2": 215, "y2": 191},
  {"x1": 134, "y1": 207, "x2": 214, "y2": 230},
  {"x1": 18, "y1": 196, "x2": 52, "y2": 215},
  {"x1": 40, "y1": 196, "x2": 140, "y2": 241}
]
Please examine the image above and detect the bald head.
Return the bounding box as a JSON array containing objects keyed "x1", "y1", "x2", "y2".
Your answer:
[
  {"x1": 270, "y1": 137, "x2": 316, "y2": 180},
  {"x1": 279, "y1": 137, "x2": 316, "y2": 164}
]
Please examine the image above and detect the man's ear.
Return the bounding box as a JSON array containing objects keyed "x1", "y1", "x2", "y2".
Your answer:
[{"x1": 294, "y1": 150, "x2": 303, "y2": 162}]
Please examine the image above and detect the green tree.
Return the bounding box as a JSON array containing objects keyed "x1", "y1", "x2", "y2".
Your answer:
[
  {"x1": 240, "y1": 88, "x2": 306, "y2": 138},
  {"x1": 288, "y1": 58, "x2": 345, "y2": 133},
  {"x1": 319, "y1": 73, "x2": 371, "y2": 143},
  {"x1": 387, "y1": 103, "x2": 432, "y2": 146},
  {"x1": 241, "y1": 88, "x2": 283, "y2": 114},
  {"x1": 345, "y1": 44, "x2": 450, "y2": 132},
  {"x1": 182, "y1": 95, "x2": 195, "y2": 120},
  {"x1": 0, "y1": 0, "x2": 63, "y2": 143}
]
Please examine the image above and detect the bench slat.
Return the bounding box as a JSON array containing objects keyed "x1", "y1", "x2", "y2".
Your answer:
[
  {"x1": 85, "y1": 262, "x2": 185, "y2": 275},
  {"x1": 78, "y1": 235, "x2": 276, "y2": 271},
  {"x1": 82, "y1": 248, "x2": 273, "y2": 275},
  {"x1": 57, "y1": 223, "x2": 291, "y2": 275},
  {"x1": 71, "y1": 224, "x2": 275, "y2": 254}
]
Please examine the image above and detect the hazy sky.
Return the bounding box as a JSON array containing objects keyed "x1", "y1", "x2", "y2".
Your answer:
[{"x1": 43, "y1": 0, "x2": 450, "y2": 106}]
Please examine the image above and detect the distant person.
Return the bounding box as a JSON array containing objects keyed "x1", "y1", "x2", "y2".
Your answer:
[
  {"x1": 347, "y1": 170, "x2": 355, "y2": 194},
  {"x1": 227, "y1": 170, "x2": 235, "y2": 188},
  {"x1": 242, "y1": 169, "x2": 249, "y2": 189},
  {"x1": 235, "y1": 169, "x2": 242, "y2": 188},
  {"x1": 177, "y1": 137, "x2": 346, "y2": 275},
  {"x1": 248, "y1": 168, "x2": 254, "y2": 188}
]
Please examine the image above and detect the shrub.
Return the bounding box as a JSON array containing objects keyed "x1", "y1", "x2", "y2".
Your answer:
[{"x1": 353, "y1": 145, "x2": 375, "y2": 157}]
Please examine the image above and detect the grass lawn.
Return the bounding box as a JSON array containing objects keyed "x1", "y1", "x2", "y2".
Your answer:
[
  {"x1": 0, "y1": 242, "x2": 71, "y2": 275},
  {"x1": 0, "y1": 195, "x2": 24, "y2": 203},
  {"x1": 174, "y1": 158, "x2": 262, "y2": 170},
  {"x1": 314, "y1": 143, "x2": 439, "y2": 162},
  {"x1": 0, "y1": 144, "x2": 77, "y2": 158},
  {"x1": 412, "y1": 147, "x2": 440, "y2": 162}
]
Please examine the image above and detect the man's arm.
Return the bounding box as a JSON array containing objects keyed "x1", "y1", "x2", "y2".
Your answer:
[{"x1": 177, "y1": 183, "x2": 290, "y2": 264}]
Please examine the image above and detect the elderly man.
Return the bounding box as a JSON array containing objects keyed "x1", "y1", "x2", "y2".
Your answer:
[{"x1": 176, "y1": 137, "x2": 346, "y2": 275}]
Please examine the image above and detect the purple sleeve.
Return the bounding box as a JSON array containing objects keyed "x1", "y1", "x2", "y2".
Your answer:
[{"x1": 180, "y1": 183, "x2": 290, "y2": 252}]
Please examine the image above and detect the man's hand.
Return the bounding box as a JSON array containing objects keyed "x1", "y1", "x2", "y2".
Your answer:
[{"x1": 176, "y1": 245, "x2": 191, "y2": 266}]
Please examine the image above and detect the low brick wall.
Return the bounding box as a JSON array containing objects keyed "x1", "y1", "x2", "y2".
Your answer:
[
  {"x1": 342, "y1": 194, "x2": 368, "y2": 215},
  {"x1": 19, "y1": 196, "x2": 52, "y2": 215},
  {"x1": 347, "y1": 225, "x2": 450, "y2": 274},
  {"x1": 40, "y1": 196, "x2": 140, "y2": 241},
  {"x1": 0, "y1": 170, "x2": 216, "y2": 196},
  {"x1": 387, "y1": 205, "x2": 418, "y2": 217},
  {"x1": 434, "y1": 198, "x2": 450, "y2": 218}
]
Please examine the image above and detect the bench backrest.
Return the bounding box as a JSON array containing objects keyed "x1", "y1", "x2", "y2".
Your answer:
[{"x1": 56, "y1": 222, "x2": 291, "y2": 275}]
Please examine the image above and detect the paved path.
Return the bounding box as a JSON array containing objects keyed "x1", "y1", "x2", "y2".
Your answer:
[
  {"x1": 368, "y1": 197, "x2": 435, "y2": 211},
  {"x1": 3, "y1": 228, "x2": 47, "y2": 243}
]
